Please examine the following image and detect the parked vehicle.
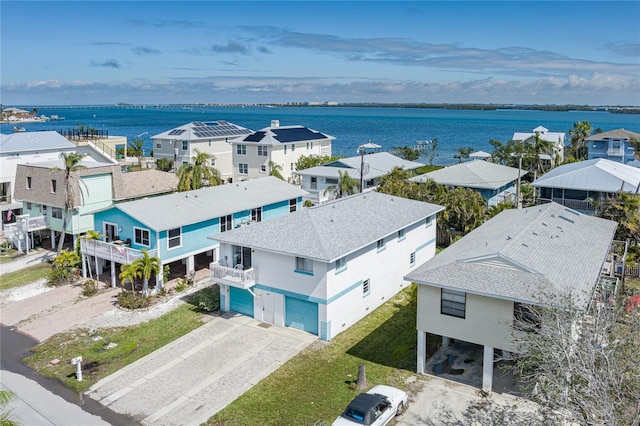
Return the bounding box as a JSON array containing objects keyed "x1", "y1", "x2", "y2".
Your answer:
[{"x1": 332, "y1": 385, "x2": 408, "y2": 426}]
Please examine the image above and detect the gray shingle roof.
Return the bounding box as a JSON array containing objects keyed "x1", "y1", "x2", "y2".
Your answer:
[
  {"x1": 108, "y1": 176, "x2": 308, "y2": 230},
  {"x1": 212, "y1": 191, "x2": 444, "y2": 262},
  {"x1": 405, "y1": 202, "x2": 617, "y2": 306},
  {"x1": 409, "y1": 160, "x2": 526, "y2": 190},
  {"x1": 1, "y1": 131, "x2": 76, "y2": 153},
  {"x1": 531, "y1": 158, "x2": 640, "y2": 193},
  {"x1": 585, "y1": 128, "x2": 640, "y2": 141},
  {"x1": 296, "y1": 152, "x2": 423, "y2": 180}
]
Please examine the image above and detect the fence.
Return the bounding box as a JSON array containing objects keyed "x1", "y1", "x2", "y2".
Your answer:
[
  {"x1": 626, "y1": 264, "x2": 640, "y2": 278},
  {"x1": 436, "y1": 229, "x2": 465, "y2": 247}
]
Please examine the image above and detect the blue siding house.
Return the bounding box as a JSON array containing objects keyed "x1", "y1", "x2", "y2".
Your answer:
[
  {"x1": 81, "y1": 177, "x2": 307, "y2": 289},
  {"x1": 587, "y1": 128, "x2": 640, "y2": 166}
]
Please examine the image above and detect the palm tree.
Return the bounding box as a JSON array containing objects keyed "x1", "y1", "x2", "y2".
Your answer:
[
  {"x1": 176, "y1": 149, "x2": 221, "y2": 192},
  {"x1": 532, "y1": 132, "x2": 555, "y2": 177},
  {"x1": 128, "y1": 139, "x2": 145, "y2": 167},
  {"x1": 0, "y1": 390, "x2": 18, "y2": 426},
  {"x1": 328, "y1": 170, "x2": 360, "y2": 198},
  {"x1": 568, "y1": 120, "x2": 593, "y2": 161},
  {"x1": 120, "y1": 262, "x2": 141, "y2": 292},
  {"x1": 268, "y1": 160, "x2": 284, "y2": 180},
  {"x1": 51, "y1": 152, "x2": 86, "y2": 254},
  {"x1": 133, "y1": 249, "x2": 162, "y2": 295}
]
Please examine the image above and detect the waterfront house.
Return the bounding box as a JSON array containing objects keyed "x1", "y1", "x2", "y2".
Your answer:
[
  {"x1": 409, "y1": 160, "x2": 525, "y2": 206},
  {"x1": 231, "y1": 120, "x2": 334, "y2": 183},
  {"x1": 12, "y1": 161, "x2": 177, "y2": 251},
  {"x1": 532, "y1": 158, "x2": 640, "y2": 214},
  {"x1": 1, "y1": 131, "x2": 77, "y2": 226},
  {"x1": 586, "y1": 128, "x2": 640, "y2": 166},
  {"x1": 512, "y1": 125, "x2": 566, "y2": 166},
  {"x1": 209, "y1": 191, "x2": 444, "y2": 340},
  {"x1": 296, "y1": 152, "x2": 424, "y2": 204},
  {"x1": 405, "y1": 202, "x2": 618, "y2": 391},
  {"x1": 152, "y1": 121, "x2": 253, "y2": 181},
  {"x1": 82, "y1": 177, "x2": 307, "y2": 289}
]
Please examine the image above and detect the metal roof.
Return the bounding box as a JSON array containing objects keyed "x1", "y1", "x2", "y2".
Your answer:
[
  {"x1": 295, "y1": 152, "x2": 424, "y2": 180},
  {"x1": 409, "y1": 160, "x2": 525, "y2": 190},
  {"x1": 1, "y1": 131, "x2": 76, "y2": 153},
  {"x1": 106, "y1": 176, "x2": 308, "y2": 230},
  {"x1": 405, "y1": 202, "x2": 617, "y2": 306},
  {"x1": 234, "y1": 124, "x2": 335, "y2": 145},
  {"x1": 212, "y1": 191, "x2": 444, "y2": 263},
  {"x1": 531, "y1": 158, "x2": 640, "y2": 193}
]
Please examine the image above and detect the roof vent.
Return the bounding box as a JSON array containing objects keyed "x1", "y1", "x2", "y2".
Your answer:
[{"x1": 271, "y1": 120, "x2": 280, "y2": 128}]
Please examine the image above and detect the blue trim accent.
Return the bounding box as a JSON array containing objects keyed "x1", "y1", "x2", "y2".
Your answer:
[
  {"x1": 255, "y1": 279, "x2": 364, "y2": 305},
  {"x1": 416, "y1": 237, "x2": 436, "y2": 252},
  {"x1": 294, "y1": 269, "x2": 314, "y2": 276},
  {"x1": 335, "y1": 265, "x2": 347, "y2": 275}
]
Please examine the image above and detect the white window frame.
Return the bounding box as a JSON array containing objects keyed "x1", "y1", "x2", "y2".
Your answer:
[
  {"x1": 398, "y1": 228, "x2": 406, "y2": 241},
  {"x1": 134, "y1": 227, "x2": 150, "y2": 247},
  {"x1": 220, "y1": 214, "x2": 233, "y2": 232},
  {"x1": 238, "y1": 163, "x2": 248, "y2": 175},
  {"x1": 237, "y1": 144, "x2": 247, "y2": 155},
  {"x1": 335, "y1": 256, "x2": 347, "y2": 274},
  {"x1": 251, "y1": 207, "x2": 262, "y2": 222},
  {"x1": 289, "y1": 198, "x2": 297, "y2": 213},
  {"x1": 155, "y1": 142, "x2": 162, "y2": 149},
  {"x1": 50, "y1": 179, "x2": 57, "y2": 194},
  {"x1": 260, "y1": 165, "x2": 267, "y2": 173},
  {"x1": 295, "y1": 257, "x2": 313, "y2": 275},
  {"x1": 181, "y1": 141, "x2": 188, "y2": 151},
  {"x1": 51, "y1": 207, "x2": 63, "y2": 219},
  {"x1": 377, "y1": 238, "x2": 386, "y2": 252},
  {"x1": 26, "y1": 176, "x2": 32, "y2": 190},
  {"x1": 257, "y1": 146, "x2": 268, "y2": 157},
  {"x1": 167, "y1": 227, "x2": 182, "y2": 249}
]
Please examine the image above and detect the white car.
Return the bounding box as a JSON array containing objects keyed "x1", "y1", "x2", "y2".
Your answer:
[{"x1": 332, "y1": 385, "x2": 408, "y2": 426}]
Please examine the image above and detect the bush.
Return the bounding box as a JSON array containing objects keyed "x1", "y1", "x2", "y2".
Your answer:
[
  {"x1": 81, "y1": 279, "x2": 98, "y2": 297},
  {"x1": 46, "y1": 249, "x2": 81, "y2": 286},
  {"x1": 191, "y1": 286, "x2": 220, "y2": 312},
  {"x1": 118, "y1": 290, "x2": 151, "y2": 310},
  {"x1": 174, "y1": 277, "x2": 192, "y2": 293}
]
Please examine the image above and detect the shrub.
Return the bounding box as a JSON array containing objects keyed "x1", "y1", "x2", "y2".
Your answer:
[
  {"x1": 174, "y1": 277, "x2": 192, "y2": 293},
  {"x1": 81, "y1": 279, "x2": 98, "y2": 297},
  {"x1": 46, "y1": 250, "x2": 81, "y2": 286},
  {"x1": 118, "y1": 290, "x2": 151, "y2": 310},
  {"x1": 191, "y1": 286, "x2": 220, "y2": 312},
  {"x1": 303, "y1": 200, "x2": 314, "y2": 207}
]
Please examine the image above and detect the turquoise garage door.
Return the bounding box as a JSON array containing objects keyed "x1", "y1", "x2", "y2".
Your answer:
[
  {"x1": 229, "y1": 287, "x2": 254, "y2": 317},
  {"x1": 285, "y1": 297, "x2": 318, "y2": 335}
]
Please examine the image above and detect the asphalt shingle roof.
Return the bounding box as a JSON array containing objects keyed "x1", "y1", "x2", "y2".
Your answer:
[
  {"x1": 531, "y1": 158, "x2": 640, "y2": 193},
  {"x1": 585, "y1": 128, "x2": 640, "y2": 141},
  {"x1": 409, "y1": 160, "x2": 525, "y2": 190},
  {"x1": 108, "y1": 176, "x2": 308, "y2": 230},
  {"x1": 212, "y1": 191, "x2": 444, "y2": 262},
  {"x1": 405, "y1": 202, "x2": 617, "y2": 306}
]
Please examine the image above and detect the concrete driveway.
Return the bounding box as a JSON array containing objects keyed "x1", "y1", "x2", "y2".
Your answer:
[{"x1": 87, "y1": 312, "x2": 317, "y2": 426}]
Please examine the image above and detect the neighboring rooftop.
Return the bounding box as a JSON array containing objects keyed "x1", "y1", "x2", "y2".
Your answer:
[
  {"x1": 532, "y1": 158, "x2": 640, "y2": 193},
  {"x1": 212, "y1": 191, "x2": 444, "y2": 263},
  {"x1": 409, "y1": 159, "x2": 525, "y2": 190},
  {"x1": 585, "y1": 128, "x2": 640, "y2": 141},
  {"x1": 1, "y1": 131, "x2": 76, "y2": 153},
  {"x1": 512, "y1": 126, "x2": 565, "y2": 144},
  {"x1": 296, "y1": 152, "x2": 424, "y2": 180},
  {"x1": 405, "y1": 202, "x2": 617, "y2": 306},
  {"x1": 118, "y1": 169, "x2": 178, "y2": 200},
  {"x1": 235, "y1": 122, "x2": 334, "y2": 145},
  {"x1": 104, "y1": 176, "x2": 308, "y2": 230},
  {"x1": 152, "y1": 120, "x2": 253, "y2": 140}
]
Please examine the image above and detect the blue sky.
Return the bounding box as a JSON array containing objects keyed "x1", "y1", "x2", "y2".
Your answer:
[{"x1": 2, "y1": 1, "x2": 639, "y2": 106}]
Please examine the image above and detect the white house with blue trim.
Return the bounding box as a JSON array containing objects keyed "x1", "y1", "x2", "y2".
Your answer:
[
  {"x1": 209, "y1": 191, "x2": 444, "y2": 340},
  {"x1": 81, "y1": 177, "x2": 307, "y2": 288},
  {"x1": 586, "y1": 128, "x2": 640, "y2": 166}
]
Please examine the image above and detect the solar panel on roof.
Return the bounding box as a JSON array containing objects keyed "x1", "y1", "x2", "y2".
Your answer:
[
  {"x1": 244, "y1": 131, "x2": 266, "y2": 142},
  {"x1": 168, "y1": 129, "x2": 186, "y2": 135},
  {"x1": 272, "y1": 128, "x2": 327, "y2": 143},
  {"x1": 192, "y1": 122, "x2": 205, "y2": 127}
]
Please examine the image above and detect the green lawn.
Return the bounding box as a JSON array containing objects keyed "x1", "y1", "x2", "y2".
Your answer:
[
  {"x1": 0, "y1": 263, "x2": 51, "y2": 290},
  {"x1": 208, "y1": 285, "x2": 426, "y2": 426},
  {"x1": 23, "y1": 304, "x2": 206, "y2": 392}
]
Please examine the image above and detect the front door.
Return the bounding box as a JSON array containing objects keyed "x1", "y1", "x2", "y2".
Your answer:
[
  {"x1": 104, "y1": 222, "x2": 117, "y2": 242},
  {"x1": 232, "y1": 245, "x2": 252, "y2": 270},
  {"x1": 260, "y1": 291, "x2": 275, "y2": 324}
]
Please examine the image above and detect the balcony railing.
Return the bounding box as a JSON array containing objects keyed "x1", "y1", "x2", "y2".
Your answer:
[
  {"x1": 209, "y1": 262, "x2": 255, "y2": 289},
  {"x1": 81, "y1": 239, "x2": 156, "y2": 264},
  {"x1": 538, "y1": 197, "x2": 595, "y2": 213},
  {"x1": 607, "y1": 148, "x2": 624, "y2": 157}
]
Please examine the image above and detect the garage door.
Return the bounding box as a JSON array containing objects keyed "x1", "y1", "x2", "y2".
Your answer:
[
  {"x1": 229, "y1": 287, "x2": 254, "y2": 317},
  {"x1": 285, "y1": 297, "x2": 318, "y2": 335}
]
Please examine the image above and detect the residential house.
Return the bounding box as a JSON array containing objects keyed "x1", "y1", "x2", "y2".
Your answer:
[
  {"x1": 405, "y1": 202, "x2": 618, "y2": 391},
  {"x1": 209, "y1": 191, "x2": 444, "y2": 340},
  {"x1": 586, "y1": 128, "x2": 640, "y2": 166},
  {"x1": 152, "y1": 121, "x2": 253, "y2": 181},
  {"x1": 296, "y1": 152, "x2": 424, "y2": 204},
  {"x1": 1, "y1": 131, "x2": 77, "y2": 225},
  {"x1": 231, "y1": 120, "x2": 334, "y2": 183},
  {"x1": 532, "y1": 158, "x2": 640, "y2": 213},
  {"x1": 512, "y1": 125, "x2": 566, "y2": 166},
  {"x1": 409, "y1": 160, "x2": 526, "y2": 206},
  {"x1": 82, "y1": 177, "x2": 307, "y2": 288},
  {"x1": 11, "y1": 161, "x2": 177, "y2": 251}
]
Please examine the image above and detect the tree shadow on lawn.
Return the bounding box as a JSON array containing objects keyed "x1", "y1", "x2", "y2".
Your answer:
[{"x1": 346, "y1": 299, "x2": 418, "y2": 371}]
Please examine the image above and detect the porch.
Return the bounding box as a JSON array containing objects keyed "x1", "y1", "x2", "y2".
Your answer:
[
  {"x1": 80, "y1": 238, "x2": 156, "y2": 265},
  {"x1": 209, "y1": 262, "x2": 255, "y2": 290}
]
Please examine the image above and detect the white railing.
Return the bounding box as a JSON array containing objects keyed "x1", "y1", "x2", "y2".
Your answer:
[
  {"x1": 607, "y1": 148, "x2": 624, "y2": 157},
  {"x1": 209, "y1": 262, "x2": 255, "y2": 289},
  {"x1": 81, "y1": 239, "x2": 156, "y2": 264},
  {"x1": 538, "y1": 197, "x2": 595, "y2": 212}
]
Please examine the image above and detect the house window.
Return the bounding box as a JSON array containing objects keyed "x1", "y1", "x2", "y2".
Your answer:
[
  {"x1": 257, "y1": 146, "x2": 268, "y2": 157},
  {"x1": 26, "y1": 176, "x2": 32, "y2": 190},
  {"x1": 237, "y1": 144, "x2": 247, "y2": 155},
  {"x1": 26, "y1": 202, "x2": 32, "y2": 209},
  {"x1": 134, "y1": 227, "x2": 150, "y2": 246},
  {"x1": 50, "y1": 179, "x2": 57, "y2": 193},
  {"x1": 156, "y1": 142, "x2": 162, "y2": 149},
  {"x1": 441, "y1": 289, "x2": 466, "y2": 318},
  {"x1": 398, "y1": 229, "x2": 406, "y2": 241},
  {"x1": 168, "y1": 227, "x2": 182, "y2": 249},
  {"x1": 289, "y1": 198, "x2": 297, "y2": 213},
  {"x1": 251, "y1": 207, "x2": 262, "y2": 222},
  {"x1": 377, "y1": 238, "x2": 386, "y2": 252},
  {"x1": 426, "y1": 216, "x2": 433, "y2": 227},
  {"x1": 51, "y1": 207, "x2": 63, "y2": 219},
  {"x1": 238, "y1": 163, "x2": 248, "y2": 175},
  {"x1": 310, "y1": 141, "x2": 313, "y2": 149},
  {"x1": 181, "y1": 141, "x2": 188, "y2": 151},
  {"x1": 410, "y1": 252, "x2": 416, "y2": 266},
  {"x1": 295, "y1": 257, "x2": 313, "y2": 274},
  {"x1": 335, "y1": 256, "x2": 347, "y2": 274},
  {"x1": 363, "y1": 279, "x2": 370, "y2": 296},
  {"x1": 220, "y1": 214, "x2": 232, "y2": 232},
  {"x1": 291, "y1": 144, "x2": 295, "y2": 151},
  {"x1": 290, "y1": 162, "x2": 294, "y2": 171},
  {"x1": 514, "y1": 302, "x2": 540, "y2": 333},
  {"x1": 326, "y1": 178, "x2": 338, "y2": 185},
  {"x1": 41, "y1": 205, "x2": 47, "y2": 215},
  {"x1": 260, "y1": 165, "x2": 267, "y2": 173},
  {"x1": 211, "y1": 158, "x2": 216, "y2": 166},
  {"x1": 284, "y1": 145, "x2": 287, "y2": 155}
]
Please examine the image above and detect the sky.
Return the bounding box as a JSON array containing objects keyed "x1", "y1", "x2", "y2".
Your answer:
[{"x1": 1, "y1": 1, "x2": 639, "y2": 106}]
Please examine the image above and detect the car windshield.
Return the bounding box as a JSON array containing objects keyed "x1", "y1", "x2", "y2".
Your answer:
[{"x1": 343, "y1": 407, "x2": 366, "y2": 423}]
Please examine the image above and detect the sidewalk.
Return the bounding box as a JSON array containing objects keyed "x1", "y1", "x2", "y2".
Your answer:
[{"x1": 0, "y1": 248, "x2": 56, "y2": 275}]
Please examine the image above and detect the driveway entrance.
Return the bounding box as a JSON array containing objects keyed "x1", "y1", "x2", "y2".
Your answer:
[{"x1": 87, "y1": 312, "x2": 316, "y2": 426}]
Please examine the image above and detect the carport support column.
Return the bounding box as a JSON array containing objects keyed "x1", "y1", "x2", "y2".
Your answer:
[
  {"x1": 50, "y1": 229, "x2": 56, "y2": 250},
  {"x1": 482, "y1": 345, "x2": 493, "y2": 392},
  {"x1": 110, "y1": 262, "x2": 116, "y2": 288},
  {"x1": 417, "y1": 331, "x2": 426, "y2": 374},
  {"x1": 186, "y1": 255, "x2": 195, "y2": 277}
]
